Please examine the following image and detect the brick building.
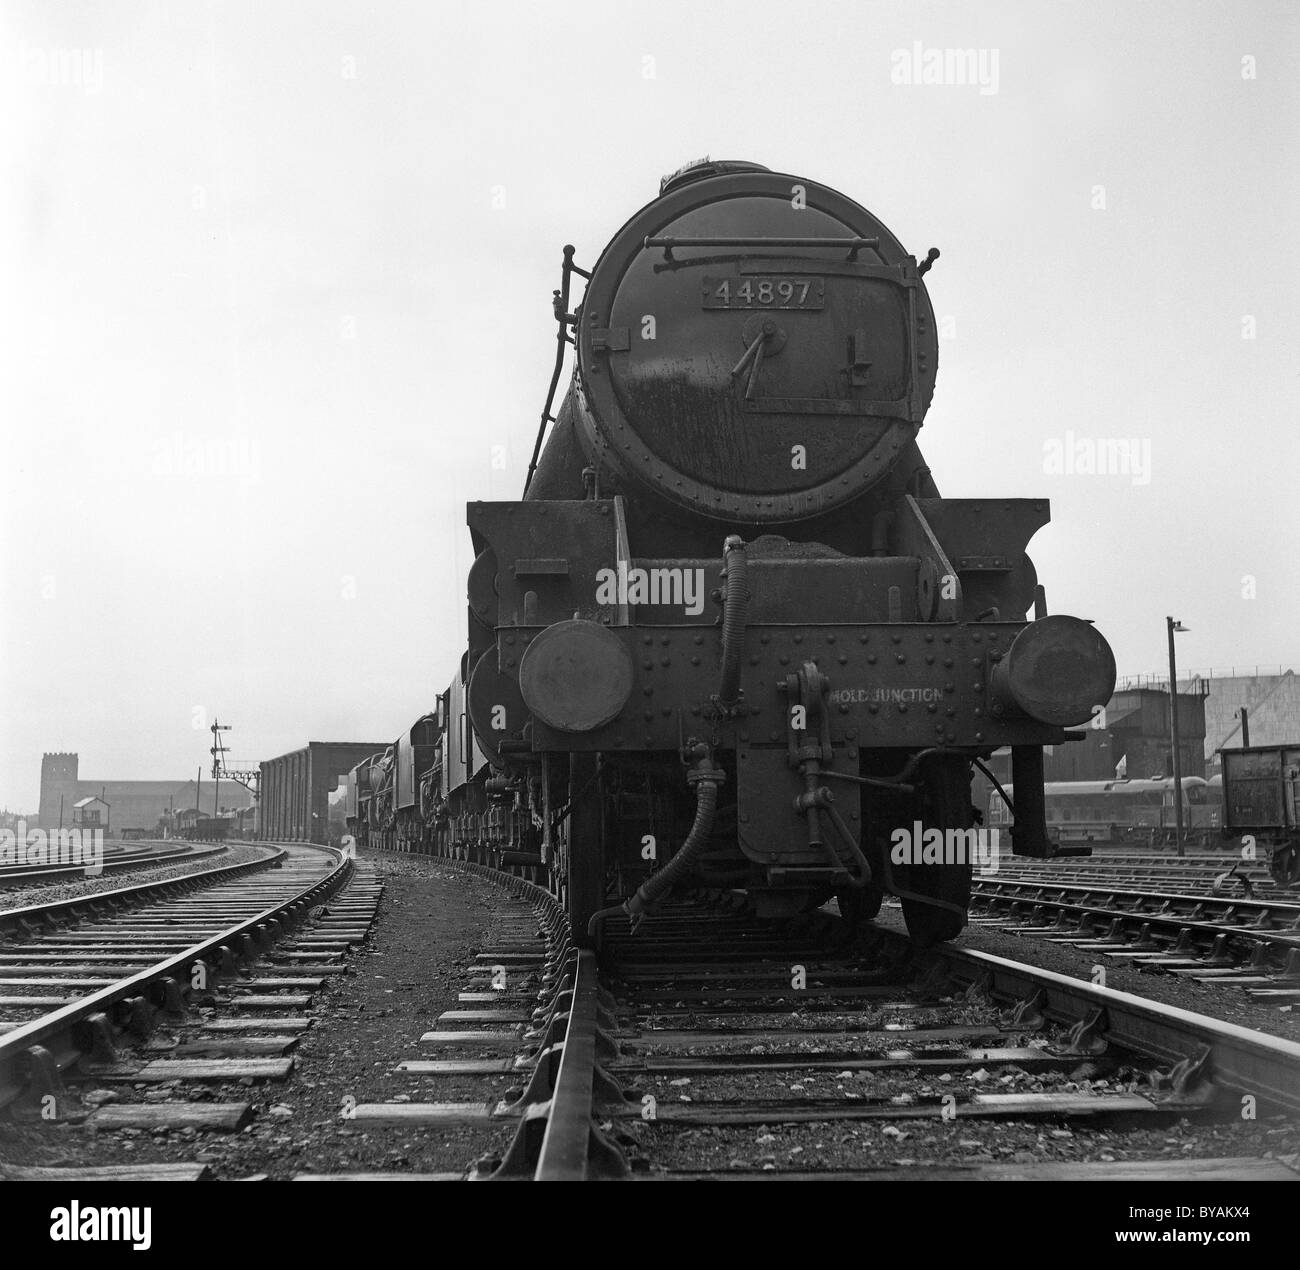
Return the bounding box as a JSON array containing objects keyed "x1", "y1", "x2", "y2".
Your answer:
[{"x1": 37, "y1": 752, "x2": 255, "y2": 835}]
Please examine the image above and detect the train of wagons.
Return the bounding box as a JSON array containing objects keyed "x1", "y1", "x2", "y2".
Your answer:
[
  {"x1": 983, "y1": 749, "x2": 1299, "y2": 882},
  {"x1": 344, "y1": 158, "x2": 1123, "y2": 946}
]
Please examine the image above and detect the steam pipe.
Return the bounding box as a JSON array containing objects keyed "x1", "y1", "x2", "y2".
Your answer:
[
  {"x1": 810, "y1": 789, "x2": 872, "y2": 888},
  {"x1": 716, "y1": 536, "x2": 748, "y2": 712}
]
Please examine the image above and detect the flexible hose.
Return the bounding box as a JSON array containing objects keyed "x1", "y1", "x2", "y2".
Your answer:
[
  {"x1": 587, "y1": 537, "x2": 742, "y2": 941},
  {"x1": 587, "y1": 767, "x2": 721, "y2": 936},
  {"x1": 717, "y1": 536, "x2": 748, "y2": 711},
  {"x1": 629, "y1": 777, "x2": 719, "y2": 914}
]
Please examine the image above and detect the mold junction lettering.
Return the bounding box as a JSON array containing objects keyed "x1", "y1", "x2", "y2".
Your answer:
[{"x1": 829, "y1": 686, "x2": 943, "y2": 705}]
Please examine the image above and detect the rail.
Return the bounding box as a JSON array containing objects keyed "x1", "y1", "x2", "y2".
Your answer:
[
  {"x1": 937, "y1": 944, "x2": 1300, "y2": 1113},
  {"x1": 0, "y1": 843, "x2": 350, "y2": 1102},
  {"x1": 0, "y1": 843, "x2": 281, "y2": 938},
  {"x1": 0, "y1": 843, "x2": 224, "y2": 888},
  {"x1": 534, "y1": 950, "x2": 609, "y2": 1180}
]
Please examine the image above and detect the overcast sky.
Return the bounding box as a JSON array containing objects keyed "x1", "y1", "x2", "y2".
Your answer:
[{"x1": 2, "y1": 0, "x2": 1296, "y2": 810}]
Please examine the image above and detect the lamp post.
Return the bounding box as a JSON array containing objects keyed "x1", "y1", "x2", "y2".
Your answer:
[{"x1": 1166, "y1": 617, "x2": 1189, "y2": 857}]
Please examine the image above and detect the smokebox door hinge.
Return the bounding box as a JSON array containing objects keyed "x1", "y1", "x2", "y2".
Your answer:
[{"x1": 591, "y1": 327, "x2": 629, "y2": 352}]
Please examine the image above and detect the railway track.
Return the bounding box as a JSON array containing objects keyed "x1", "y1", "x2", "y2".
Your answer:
[
  {"x1": 992, "y1": 854, "x2": 1285, "y2": 898},
  {"x1": 0, "y1": 840, "x2": 222, "y2": 889},
  {"x1": 0, "y1": 842, "x2": 380, "y2": 1178},
  {"x1": 314, "y1": 852, "x2": 1300, "y2": 1182},
  {"x1": 317, "y1": 862, "x2": 579, "y2": 1181},
  {"x1": 7, "y1": 847, "x2": 1296, "y2": 1182},
  {"x1": 965, "y1": 880, "x2": 1300, "y2": 998},
  {"x1": 588, "y1": 906, "x2": 1300, "y2": 1179}
]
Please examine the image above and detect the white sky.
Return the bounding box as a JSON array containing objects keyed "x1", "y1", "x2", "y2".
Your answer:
[{"x1": 2, "y1": 0, "x2": 1297, "y2": 809}]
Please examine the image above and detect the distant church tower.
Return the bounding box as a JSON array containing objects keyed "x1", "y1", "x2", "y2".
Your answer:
[{"x1": 38, "y1": 752, "x2": 79, "y2": 828}]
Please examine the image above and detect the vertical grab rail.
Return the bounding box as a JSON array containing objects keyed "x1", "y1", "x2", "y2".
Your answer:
[{"x1": 523, "y1": 246, "x2": 590, "y2": 498}]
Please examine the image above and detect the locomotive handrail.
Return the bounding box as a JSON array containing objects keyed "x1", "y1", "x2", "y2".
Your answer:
[
  {"x1": 525, "y1": 244, "x2": 588, "y2": 498},
  {"x1": 644, "y1": 234, "x2": 879, "y2": 261}
]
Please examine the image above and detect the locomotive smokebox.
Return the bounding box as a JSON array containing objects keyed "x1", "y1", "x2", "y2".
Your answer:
[
  {"x1": 519, "y1": 619, "x2": 634, "y2": 733},
  {"x1": 991, "y1": 615, "x2": 1117, "y2": 728},
  {"x1": 572, "y1": 165, "x2": 940, "y2": 526}
]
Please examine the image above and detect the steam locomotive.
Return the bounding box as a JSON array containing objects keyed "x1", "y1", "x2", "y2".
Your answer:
[{"x1": 345, "y1": 159, "x2": 1117, "y2": 947}]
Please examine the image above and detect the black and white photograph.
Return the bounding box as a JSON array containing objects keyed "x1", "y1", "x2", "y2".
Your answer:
[{"x1": 1, "y1": 0, "x2": 1296, "y2": 1237}]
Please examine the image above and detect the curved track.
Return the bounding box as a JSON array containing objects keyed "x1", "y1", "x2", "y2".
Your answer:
[
  {"x1": 335, "y1": 851, "x2": 1300, "y2": 1181},
  {"x1": 0, "y1": 841, "x2": 223, "y2": 889},
  {"x1": 9, "y1": 843, "x2": 1295, "y2": 1181},
  {"x1": 0, "y1": 843, "x2": 354, "y2": 1118}
]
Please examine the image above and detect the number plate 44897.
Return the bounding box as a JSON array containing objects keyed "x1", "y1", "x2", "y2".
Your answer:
[{"x1": 702, "y1": 277, "x2": 825, "y2": 310}]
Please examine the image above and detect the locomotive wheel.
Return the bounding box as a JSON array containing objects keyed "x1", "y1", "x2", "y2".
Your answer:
[
  {"x1": 898, "y1": 754, "x2": 973, "y2": 947},
  {"x1": 836, "y1": 880, "x2": 885, "y2": 926},
  {"x1": 565, "y1": 753, "x2": 607, "y2": 949}
]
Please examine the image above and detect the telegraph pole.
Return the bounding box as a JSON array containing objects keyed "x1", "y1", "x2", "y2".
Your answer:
[{"x1": 1167, "y1": 617, "x2": 1189, "y2": 857}]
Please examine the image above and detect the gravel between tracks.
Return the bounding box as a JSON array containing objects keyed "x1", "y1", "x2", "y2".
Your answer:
[
  {"x1": 613, "y1": 903, "x2": 1300, "y2": 1177},
  {"x1": 630, "y1": 1114, "x2": 1300, "y2": 1175},
  {"x1": 0, "y1": 853, "x2": 524, "y2": 1179},
  {"x1": 3, "y1": 862, "x2": 1296, "y2": 1181}
]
